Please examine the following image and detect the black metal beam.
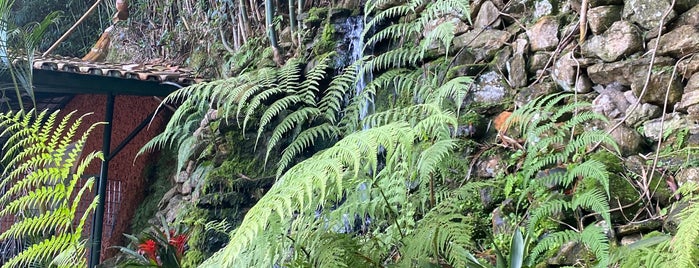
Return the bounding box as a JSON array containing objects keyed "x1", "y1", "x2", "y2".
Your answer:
[
  {"x1": 107, "y1": 109, "x2": 158, "y2": 161},
  {"x1": 0, "y1": 69, "x2": 181, "y2": 96},
  {"x1": 89, "y1": 94, "x2": 115, "y2": 267}
]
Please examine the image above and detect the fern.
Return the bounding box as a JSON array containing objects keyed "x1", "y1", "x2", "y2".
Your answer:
[{"x1": 0, "y1": 110, "x2": 103, "y2": 268}]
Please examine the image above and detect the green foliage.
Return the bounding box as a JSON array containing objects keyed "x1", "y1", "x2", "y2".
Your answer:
[
  {"x1": 0, "y1": 109, "x2": 103, "y2": 268},
  {"x1": 116, "y1": 216, "x2": 190, "y2": 267},
  {"x1": 502, "y1": 93, "x2": 618, "y2": 266}
]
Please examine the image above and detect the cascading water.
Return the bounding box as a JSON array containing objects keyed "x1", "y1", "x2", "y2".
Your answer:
[{"x1": 336, "y1": 16, "x2": 372, "y2": 125}]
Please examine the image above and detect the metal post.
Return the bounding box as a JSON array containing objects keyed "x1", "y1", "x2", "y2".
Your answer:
[{"x1": 89, "y1": 94, "x2": 115, "y2": 267}]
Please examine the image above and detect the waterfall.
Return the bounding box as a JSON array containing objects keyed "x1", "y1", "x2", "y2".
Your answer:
[{"x1": 337, "y1": 16, "x2": 372, "y2": 125}]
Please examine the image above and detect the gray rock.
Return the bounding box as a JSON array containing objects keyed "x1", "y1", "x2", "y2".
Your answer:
[
  {"x1": 527, "y1": 16, "x2": 560, "y2": 51},
  {"x1": 181, "y1": 179, "x2": 192, "y2": 195},
  {"x1": 676, "y1": 167, "x2": 699, "y2": 188},
  {"x1": 678, "y1": 54, "x2": 699, "y2": 78},
  {"x1": 643, "y1": 113, "x2": 698, "y2": 141},
  {"x1": 552, "y1": 51, "x2": 591, "y2": 92},
  {"x1": 515, "y1": 81, "x2": 559, "y2": 107},
  {"x1": 587, "y1": 5, "x2": 623, "y2": 35},
  {"x1": 509, "y1": 53, "x2": 528, "y2": 88},
  {"x1": 548, "y1": 241, "x2": 586, "y2": 266},
  {"x1": 678, "y1": 73, "x2": 699, "y2": 112},
  {"x1": 533, "y1": 0, "x2": 555, "y2": 19},
  {"x1": 592, "y1": 85, "x2": 631, "y2": 119},
  {"x1": 475, "y1": 154, "x2": 505, "y2": 178},
  {"x1": 673, "y1": 4, "x2": 699, "y2": 28},
  {"x1": 467, "y1": 71, "x2": 511, "y2": 105},
  {"x1": 623, "y1": 0, "x2": 676, "y2": 30},
  {"x1": 587, "y1": 56, "x2": 676, "y2": 86},
  {"x1": 625, "y1": 102, "x2": 662, "y2": 127},
  {"x1": 453, "y1": 29, "x2": 512, "y2": 62},
  {"x1": 608, "y1": 124, "x2": 643, "y2": 156},
  {"x1": 652, "y1": 25, "x2": 699, "y2": 58},
  {"x1": 528, "y1": 51, "x2": 552, "y2": 74},
  {"x1": 630, "y1": 70, "x2": 683, "y2": 106},
  {"x1": 621, "y1": 234, "x2": 643, "y2": 246},
  {"x1": 582, "y1": 21, "x2": 642, "y2": 62},
  {"x1": 474, "y1": 1, "x2": 501, "y2": 29}
]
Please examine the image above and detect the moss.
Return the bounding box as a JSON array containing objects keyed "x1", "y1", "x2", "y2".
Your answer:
[
  {"x1": 312, "y1": 21, "x2": 337, "y2": 57},
  {"x1": 305, "y1": 7, "x2": 329, "y2": 25},
  {"x1": 587, "y1": 152, "x2": 639, "y2": 223},
  {"x1": 130, "y1": 149, "x2": 177, "y2": 233}
]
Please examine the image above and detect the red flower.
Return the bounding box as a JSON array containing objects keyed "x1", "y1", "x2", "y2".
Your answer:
[
  {"x1": 138, "y1": 239, "x2": 158, "y2": 262},
  {"x1": 168, "y1": 233, "x2": 188, "y2": 257}
]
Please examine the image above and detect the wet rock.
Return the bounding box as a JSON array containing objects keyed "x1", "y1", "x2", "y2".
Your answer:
[
  {"x1": 652, "y1": 25, "x2": 699, "y2": 58},
  {"x1": 592, "y1": 84, "x2": 631, "y2": 119},
  {"x1": 453, "y1": 29, "x2": 512, "y2": 62},
  {"x1": 582, "y1": 20, "x2": 642, "y2": 62},
  {"x1": 587, "y1": 5, "x2": 623, "y2": 35},
  {"x1": 678, "y1": 54, "x2": 699, "y2": 78},
  {"x1": 587, "y1": 56, "x2": 676, "y2": 86},
  {"x1": 621, "y1": 234, "x2": 643, "y2": 246},
  {"x1": 527, "y1": 16, "x2": 559, "y2": 51},
  {"x1": 623, "y1": 0, "x2": 676, "y2": 30},
  {"x1": 474, "y1": 1, "x2": 501, "y2": 29},
  {"x1": 630, "y1": 70, "x2": 683, "y2": 106},
  {"x1": 678, "y1": 73, "x2": 699, "y2": 112},
  {"x1": 676, "y1": 167, "x2": 699, "y2": 187},
  {"x1": 625, "y1": 102, "x2": 662, "y2": 127},
  {"x1": 552, "y1": 51, "x2": 592, "y2": 92},
  {"x1": 608, "y1": 124, "x2": 643, "y2": 156}
]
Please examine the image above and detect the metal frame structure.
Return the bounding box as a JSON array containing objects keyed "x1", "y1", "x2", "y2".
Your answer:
[{"x1": 0, "y1": 69, "x2": 180, "y2": 267}]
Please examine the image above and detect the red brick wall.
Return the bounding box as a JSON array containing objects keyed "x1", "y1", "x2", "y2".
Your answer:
[{"x1": 58, "y1": 94, "x2": 169, "y2": 260}]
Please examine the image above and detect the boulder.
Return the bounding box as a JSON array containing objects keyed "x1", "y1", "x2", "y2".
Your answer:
[
  {"x1": 587, "y1": 5, "x2": 623, "y2": 35},
  {"x1": 592, "y1": 83, "x2": 631, "y2": 119},
  {"x1": 643, "y1": 113, "x2": 699, "y2": 141},
  {"x1": 678, "y1": 54, "x2": 699, "y2": 78},
  {"x1": 678, "y1": 73, "x2": 699, "y2": 112},
  {"x1": 466, "y1": 71, "x2": 511, "y2": 105},
  {"x1": 607, "y1": 124, "x2": 643, "y2": 156},
  {"x1": 528, "y1": 52, "x2": 552, "y2": 74},
  {"x1": 527, "y1": 16, "x2": 560, "y2": 51},
  {"x1": 453, "y1": 29, "x2": 512, "y2": 62},
  {"x1": 587, "y1": 56, "x2": 675, "y2": 86},
  {"x1": 515, "y1": 81, "x2": 559, "y2": 107},
  {"x1": 582, "y1": 20, "x2": 642, "y2": 62},
  {"x1": 672, "y1": 4, "x2": 699, "y2": 28},
  {"x1": 622, "y1": 0, "x2": 676, "y2": 30},
  {"x1": 509, "y1": 54, "x2": 528, "y2": 88},
  {"x1": 474, "y1": 1, "x2": 501, "y2": 29},
  {"x1": 652, "y1": 25, "x2": 699, "y2": 58},
  {"x1": 676, "y1": 167, "x2": 699, "y2": 188},
  {"x1": 630, "y1": 70, "x2": 683, "y2": 106},
  {"x1": 625, "y1": 102, "x2": 662, "y2": 127},
  {"x1": 552, "y1": 51, "x2": 592, "y2": 92},
  {"x1": 621, "y1": 234, "x2": 643, "y2": 246}
]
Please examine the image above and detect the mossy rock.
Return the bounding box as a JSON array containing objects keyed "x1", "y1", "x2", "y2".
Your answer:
[{"x1": 588, "y1": 151, "x2": 640, "y2": 224}]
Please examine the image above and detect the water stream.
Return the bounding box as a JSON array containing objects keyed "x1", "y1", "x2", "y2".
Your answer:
[{"x1": 337, "y1": 16, "x2": 372, "y2": 125}]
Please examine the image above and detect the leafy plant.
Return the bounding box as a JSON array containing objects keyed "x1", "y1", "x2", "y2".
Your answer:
[
  {"x1": 116, "y1": 217, "x2": 190, "y2": 267},
  {"x1": 0, "y1": 110, "x2": 103, "y2": 268},
  {"x1": 502, "y1": 93, "x2": 619, "y2": 266}
]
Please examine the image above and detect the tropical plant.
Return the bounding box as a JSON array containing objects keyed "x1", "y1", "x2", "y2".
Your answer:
[
  {"x1": 116, "y1": 216, "x2": 190, "y2": 267},
  {"x1": 501, "y1": 93, "x2": 619, "y2": 266},
  {"x1": 0, "y1": 110, "x2": 103, "y2": 268}
]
